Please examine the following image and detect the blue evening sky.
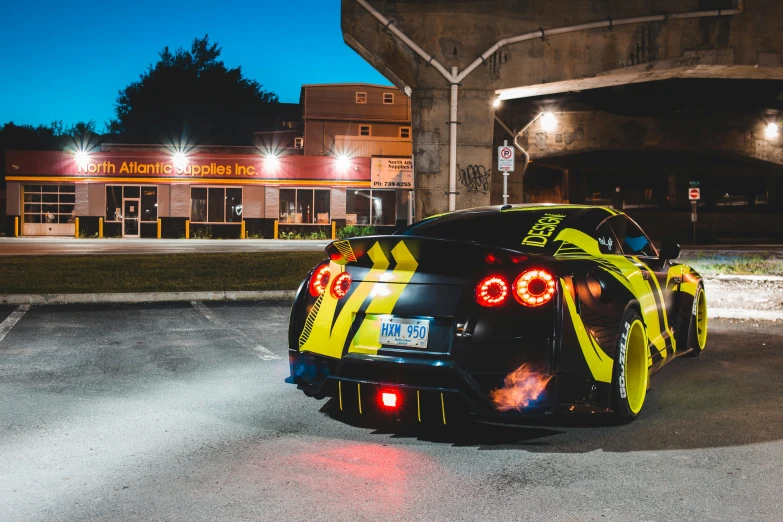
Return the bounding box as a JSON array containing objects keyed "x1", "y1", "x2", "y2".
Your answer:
[{"x1": 0, "y1": 0, "x2": 390, "y2": 130}]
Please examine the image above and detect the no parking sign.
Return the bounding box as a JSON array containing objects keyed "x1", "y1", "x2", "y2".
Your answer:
[{"x1": 498, "y1": 145, "x2": 515, "y2": 172}]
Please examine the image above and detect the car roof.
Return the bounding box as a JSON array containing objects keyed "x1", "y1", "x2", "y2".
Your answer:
[{"x1": 426, "y1": 204, "x2": 621, "y2": 221}]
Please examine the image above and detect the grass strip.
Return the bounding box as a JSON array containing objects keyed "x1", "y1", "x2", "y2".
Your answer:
[
  {"x1": 679, "y1": 253, "x2": 783, "y2": 277},
  {"x1": 0, "y1": 252, "x2": 326, "y2": 294},
  {"x1": 1, "y1": 251, "x2": 779, "y2": 295}
]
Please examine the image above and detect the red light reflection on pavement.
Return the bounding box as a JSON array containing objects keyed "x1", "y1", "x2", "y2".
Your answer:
[{"x1": 272, "y1": 441, "x2": 428, "y2": 517}]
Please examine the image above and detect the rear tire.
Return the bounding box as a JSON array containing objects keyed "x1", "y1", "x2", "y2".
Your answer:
[
  {"x1": 687, "y1": 284, "x2": 708, "y2": 357},
  {"x1": 611, "y1": 309, "x2": 649, "y2": 424}
]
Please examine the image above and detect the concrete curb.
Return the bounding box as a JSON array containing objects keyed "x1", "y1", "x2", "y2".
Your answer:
[
  {"x1": 710, "y1": 308, "x2": 783, "y2": 321},
  {"x1": 0, "y1": 290, "x2": 296, "y2": 305},
  {"x1": 705, "y1": 274, "x2": 783, "y2": 282}
]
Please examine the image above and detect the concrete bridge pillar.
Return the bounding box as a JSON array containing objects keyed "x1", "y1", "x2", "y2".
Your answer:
[{"x1": 412, "y1": 88, "x2": 495, "y2": 218}]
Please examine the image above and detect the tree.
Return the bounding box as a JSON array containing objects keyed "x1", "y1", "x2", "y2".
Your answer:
[
  {"x1": 0, "y1": 120, "x2": 100, "y2": 188},
  {"x1": 109, "y1": 35, "x2": 279, "y2": 145}
]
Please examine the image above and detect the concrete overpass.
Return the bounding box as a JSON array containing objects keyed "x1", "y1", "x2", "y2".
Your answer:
[{"x1": 341, "y1": 0, "x2": 783, "y2": 241}]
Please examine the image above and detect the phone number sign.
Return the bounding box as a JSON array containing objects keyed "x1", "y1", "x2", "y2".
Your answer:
[{"x1": 371, "y1": 157, "x2": 413, "y2": 189}]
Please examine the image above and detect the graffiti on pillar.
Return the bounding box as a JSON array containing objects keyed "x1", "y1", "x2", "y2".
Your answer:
[{"x1": 458, "y1": 164, "x2": 491, "y2": 193}]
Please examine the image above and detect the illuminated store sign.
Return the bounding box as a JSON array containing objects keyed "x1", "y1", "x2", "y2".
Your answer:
[{"x1": 78, "y1": 161, "x2": 257, "y2": 176}]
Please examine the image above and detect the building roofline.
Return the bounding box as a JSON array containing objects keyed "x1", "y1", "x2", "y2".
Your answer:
[
  {"x1": 299, "y1": 83, "x2": 401, "y2": 105},
  {"x1": 300, "y1": 82, "x2": 398, "y2": 89}
]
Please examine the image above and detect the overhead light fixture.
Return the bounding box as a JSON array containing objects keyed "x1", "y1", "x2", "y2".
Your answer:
[
  {"x1": 173, "y1": 152, "x2": 187, "y2": 170},
  {"x1": 540, "y1": 112, "x2": 557, "y2": 132},
  {"x1": 264, "y1": 153, "x2": 280, "y2": 168},
  {"x1": 492, "y1": 97, "x2": 501, "y2": 108},
  {"x1": 765, "y1": 122, "x2": 780, "y2": 140},
  {"x1": 336, "y1": 154, "x2": 351, "y2": 171},
  {"x1": 75, "y1": 150, "x2": 90, "y2": 169}
]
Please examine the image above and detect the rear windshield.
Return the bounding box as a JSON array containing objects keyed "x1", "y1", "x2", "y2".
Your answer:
[{"x1": 397, "y1": 209, "x2": 579, "y2": 253}]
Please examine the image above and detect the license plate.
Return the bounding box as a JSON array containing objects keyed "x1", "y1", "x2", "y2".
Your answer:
[{"x1": 379, "y1": 317, "x2": 430, "y2": 349}]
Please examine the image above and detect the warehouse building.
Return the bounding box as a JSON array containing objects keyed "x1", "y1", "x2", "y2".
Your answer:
[{"x1": 4, "y1": 83, "x2": 414, "y2": 238}]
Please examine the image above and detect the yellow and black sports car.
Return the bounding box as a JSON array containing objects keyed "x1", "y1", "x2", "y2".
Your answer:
[{"x1": 287, "y1": 204, "x2": 708, "y2": 424}]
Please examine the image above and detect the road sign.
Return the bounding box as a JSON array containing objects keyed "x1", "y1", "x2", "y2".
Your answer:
[
  {"x1": 498, "y1": 144, "x2": 515, "y2": 172},
  {"x1": 689, "y1": 188, "x2": 700, "y2": 200}
]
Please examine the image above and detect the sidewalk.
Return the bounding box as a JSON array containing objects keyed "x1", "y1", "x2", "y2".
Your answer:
[
  {"x1": 0, "y1": 237, "x2": 328, "y2": 256},
  {"x1": 3, "y1": 237, "x2": 783, "y2": 257}
]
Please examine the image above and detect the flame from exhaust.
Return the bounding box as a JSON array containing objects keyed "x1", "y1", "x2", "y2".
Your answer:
[{"x1": 490, "y1": 363, "x2": 553, "y2": 411}]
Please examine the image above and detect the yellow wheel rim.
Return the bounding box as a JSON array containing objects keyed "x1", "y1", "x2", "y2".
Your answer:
[
  {"x1": 625, "y1": 319, "x2": 648, "y2": 414},
  {"x1": 696, "y1": 288, "x2": 708, "y2": 350}
]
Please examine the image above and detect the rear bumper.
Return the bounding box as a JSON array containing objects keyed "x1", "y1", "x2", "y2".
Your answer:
[{"x1": 289, "y1": 350, "x2": 612, "y2": 423}]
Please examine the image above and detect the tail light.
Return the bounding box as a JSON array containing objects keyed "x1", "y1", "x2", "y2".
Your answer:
[
  {"x1": 380, "y1": 391, "x2": 398, "y2": 409},
  {"x1": 331, "y1": 272, "x2": 352, "y2": 299},
  {"x1": 308, "y1": 264, "x2": 331, "y2": 297},
  {"x1": 475, "y1": 276, "x2": 509, "y2": 307},
  {"x1": 513, "y1": 269, "x2": 556, "y2": 307}
]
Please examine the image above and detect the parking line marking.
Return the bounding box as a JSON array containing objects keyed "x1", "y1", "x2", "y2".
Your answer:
[
  {"x1": 190, "y1": 301, "x2": 279, "y2": 360},
  {"x1": 0, "y1": 305, "x2": 30, "y2": 345}
]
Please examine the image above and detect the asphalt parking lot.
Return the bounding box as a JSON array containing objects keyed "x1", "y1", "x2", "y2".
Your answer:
[{"x1": 1, "y1": 302, "x2": 781, "y2": 521}]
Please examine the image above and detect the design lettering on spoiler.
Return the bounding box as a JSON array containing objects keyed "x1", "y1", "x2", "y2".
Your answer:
[{"x1": 521, "y1": 213, "x2": 566, "y2": 248}]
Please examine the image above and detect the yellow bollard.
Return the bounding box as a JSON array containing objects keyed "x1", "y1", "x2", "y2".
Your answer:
[
  {"x1": 241, "y1": 220, "x2": 246, "y2": 239},
  {"x1": 157, "y1": 218, "x2": 162, "y2": 239},
  {"x1": 99, "y1": 217, "x2": 103, "y2": 238},
  {"x1": 331, "y1": 221, "x2": 336, "y2": 240},
  {"x1": 273, "y1": 219, "x2": 279, "y2": 239},
  {"x1": 185, "y1": 219, "x2": 190, "y2": 239},
  {"x1": 14, "y1": 216, "x2": 19, "y2": 237},
  {"x1": 74, "y1": 217, "x2": 79, "y2": 238}
]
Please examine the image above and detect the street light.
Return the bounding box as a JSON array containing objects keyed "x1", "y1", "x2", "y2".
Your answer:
[{"x1": 765, "y1": 122, "x2": 780, "y2": 140}]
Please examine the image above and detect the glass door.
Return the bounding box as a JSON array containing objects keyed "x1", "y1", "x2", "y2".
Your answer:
[{"x1": 123, "y1": 199, "x2": 140, "y2": 237}]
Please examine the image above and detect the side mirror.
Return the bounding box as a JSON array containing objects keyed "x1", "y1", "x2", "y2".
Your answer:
[{"x1": 659, "y1": 241, "x2": 680, "y2": 260}]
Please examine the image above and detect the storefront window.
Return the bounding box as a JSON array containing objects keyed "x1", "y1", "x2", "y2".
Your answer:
[
  {"x1": 191, "y1": 187, "x2": 242, "y2": 223},
  {"x1": 346, "y1": 189, "x2": 396, "y2": 225},
  {"x1": 191, "y1": 188, "x2": 207, "y2": 222},
  {"x1": 24, "y1": 185, "x2": 75, "y2": 224},
  {"x1": 297, "y1": 189, "x2": 314, "y2": 224},
  {"x1": 278, "y1": 189, "x2": 330, "y2": 224},
  {"x1": 346, "y1": 190, "x2": 371, "y2": 225},
  {"x1": 279, "y1": 189, "x2": 296, "y2": 223},
  {"x1": 371, "y1": 190, "x2": 397, "y2": 225},
  {"x1": 208, "y1": 188, "x2": 224, "y2": 222},
  {"x1": 106, "y1": 187, "x2": 122, "y2": 222},
  {"x1": 141, "y1": 187, "x2": 158, "y2": 221},
  {"x1": 226, "y1": 188, "x2": 243, "y2": 222},
  {"x1": 106, "y1": 186, "x2": 157, "y2": 222},
  {"x1": 314, "y1": 190, "x2": 330, "y2": 224}
]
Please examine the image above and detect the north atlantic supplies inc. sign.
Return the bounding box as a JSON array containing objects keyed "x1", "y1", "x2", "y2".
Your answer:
[
  {"x1": 6, "y1": 151, "x2": 372, "y2": 184},
  {"x1": 371, "y1": 157, "x2": 413, "y2": 188},
  {"x1": 77, "y1": 159, "x2": 259, "y2": 176}
]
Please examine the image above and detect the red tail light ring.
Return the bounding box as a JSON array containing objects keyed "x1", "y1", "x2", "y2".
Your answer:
[
  {"x1": 308, "y1": 264, "x2": 331, "y2": 297},
  {"x1": 514, "y1": 269, "x2": 556, "y2": 307},
  {"x1": 331, "y1": 272, "x2": 352, "y2": 299},
  {"x1": 475, "y1": 276, "x2": 509, "y2": 307}
]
